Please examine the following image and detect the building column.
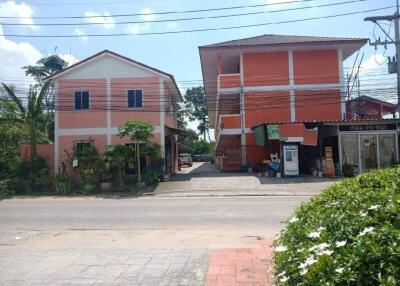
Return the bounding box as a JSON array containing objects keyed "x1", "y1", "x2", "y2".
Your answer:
[
  {"x1": 240, "y1": 52, "x2": 246, "y2": 166},
  {"x1": 159, "y1": 78, "x2": 166, "y2": 171},
  {"x1": 106, "y1": 78, "x2": 112, "y2": 145},
  {"x1": 338, "y1": 49, "x2": 346, "y2": 119},
  {"x1": 288, "y1": 50, "x2": 296, "y2": 122},
  {"x1": 54, "y1": 80, "x2": 59, "y2": 174}
]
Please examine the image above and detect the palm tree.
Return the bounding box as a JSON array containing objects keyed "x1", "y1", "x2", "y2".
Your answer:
[{"x1": 1, "y1": 81, "x2": 51, "y2": 170}]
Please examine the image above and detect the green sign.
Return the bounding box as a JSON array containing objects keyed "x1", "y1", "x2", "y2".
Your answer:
[
  {"x1": 267, "y1": 125, "x2": 280, "y2": 140},
  {"x1": 254, "y1": 125, "x2": 266, "y2": 146}
]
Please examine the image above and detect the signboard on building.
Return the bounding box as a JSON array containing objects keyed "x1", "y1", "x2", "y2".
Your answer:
[
  {"x1": 267, "y1": 125, "x2": 280, "y2": 140},
  {"x1": 339, "y1": 124, "x2": 397, "y2": 132}
]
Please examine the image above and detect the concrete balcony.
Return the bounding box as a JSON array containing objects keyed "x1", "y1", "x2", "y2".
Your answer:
[{"x1": 218, "y1": 73, "x2": 241, "y2": 93}]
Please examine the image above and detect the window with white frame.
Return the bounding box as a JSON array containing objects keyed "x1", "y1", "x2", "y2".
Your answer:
[
  {"x1": 127, "y1": 89, "x2": 143, "y2": 108},
  {"x1": 74, "y1": 91, "x2": 90, "y2": 110}
]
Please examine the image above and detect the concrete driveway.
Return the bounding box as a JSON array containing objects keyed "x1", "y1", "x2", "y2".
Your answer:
[
  {"x1": 0, "y1": 196, "x2": 308, "y2": 286},
  {"x1": 155, "y1": 162, "x2": 339, "y2": 197}
]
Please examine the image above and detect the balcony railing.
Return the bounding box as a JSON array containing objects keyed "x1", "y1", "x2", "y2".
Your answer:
[{"x1": 218, "y1": 73, "x2": 241, "y2": 90}]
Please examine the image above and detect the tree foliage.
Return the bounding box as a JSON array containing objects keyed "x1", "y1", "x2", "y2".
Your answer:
[
  {"x1": 118, "y1": 120, "x2": 154, "y2": 142},
  {"x1": 1, "y1": 82, "x2": 51, "y2": 171},
  {"x1": 23, "y1": 55, "x2": 68, "y2": 82},
  {"x1": 184, "y1": 86, "x2": 210, "y2": 141},
  {"x1": 23, "y1": 54, "x2": 69, "y2": 141}
]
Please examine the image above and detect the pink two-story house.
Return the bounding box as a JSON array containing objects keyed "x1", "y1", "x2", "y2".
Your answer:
[{"x1": 47, "y1": 50, "x2": 182, "y2": 175}]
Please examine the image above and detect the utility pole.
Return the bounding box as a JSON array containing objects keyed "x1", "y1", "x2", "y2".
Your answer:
[{"x1": 365, "y1": 0, "x2": 400, "y2": 107}]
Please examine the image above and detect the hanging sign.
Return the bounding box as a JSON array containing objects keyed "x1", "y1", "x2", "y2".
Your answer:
[{"x1": 267, "y1": 125, "x2": 280, "y2": 140}]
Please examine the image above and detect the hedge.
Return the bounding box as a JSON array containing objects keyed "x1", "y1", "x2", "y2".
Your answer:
[{"x1": 274, "y1": 167, "x2": 400, "y2": 285}]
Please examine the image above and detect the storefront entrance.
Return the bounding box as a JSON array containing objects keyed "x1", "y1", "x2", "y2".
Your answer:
[{"x1": 339, "y1": 125, "x2": 398, "y2": 174}]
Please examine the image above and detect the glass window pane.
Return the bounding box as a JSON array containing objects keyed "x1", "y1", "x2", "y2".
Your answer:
[
  {"x1": 379, "y1": 134, "x2": 396, "y2": 168},
  {"x1": 127, "y1": 90, "x2": 134, "y2": 107},
  {"x1": 360, "y1": 134, "x2": 377, "y2": 172},
  {"x1": 341, "y1": 134, "x2": 359, "y2": 168},
  {"x1": 135, "y1": 90, "x2": 143, "y2": 107},
  {"x1": 82, "y1": 92, "x2": 89, "y2": 109},
  {"x1": 74, "y1": 92, "x2": 81, "y2": 110}
]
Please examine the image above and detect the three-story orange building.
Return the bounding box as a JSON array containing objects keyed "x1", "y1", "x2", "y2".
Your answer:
[{"x1": 199, "y1": 34, "x2": 387, "y2": 173}]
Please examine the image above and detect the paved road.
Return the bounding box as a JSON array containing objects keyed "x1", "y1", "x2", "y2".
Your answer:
[{"x1": 0, "y1": 196, "x2": 308, "y2": 285}]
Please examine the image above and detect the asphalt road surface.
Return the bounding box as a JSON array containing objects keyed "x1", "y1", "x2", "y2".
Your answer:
[{"x1": 0, "y1": 196, "x2": 309, "y2": 285}]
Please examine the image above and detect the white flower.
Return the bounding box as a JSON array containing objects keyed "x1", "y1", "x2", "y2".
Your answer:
[
  {"x1": 277, "y1": 271, "x2": 286, "y2": 277},
  {"x1": 317, "y1": 249, "x2": 333, "y2": 256},
  {"x1": 317, "y1": 227, "x2": 326, "y2": 231},
  {"x1": 335, "y1": 240, "x2": 347, "y2": 247},
  {"x1": 296, "y1": 248, "x2": 305, "y2": 253},
  {"x1": 358, "y1": 226, "x2": 374, "y2": 237},
  {"x1": 305, "y1": 256, "x2": 317, "y2": 266},
  {"x1": 368, "y1": 205, "x2": 380, "y2": 210},
  {"x1": 300, "y1": 268, "x2": 308, "y2": 275},
  {"x1": 309, "y1": 242, "x2": 330, "y2": 252},
  {"x1": 308, "y1": 231, "x2": 321, "y2": 239},
  {"x1": 289, "y1": 216, "x2": 299, "y2": 223},
  {"x1": 360, "y1": 211, "x2": 368, "y2": 217},
  {"x1": 335, "y1": 267, "x2": 344, "y2": 274},
  {"x1": 275, "y1": 245, "x2": 287, "y2": 252},
  {"x1": 279, "y1": 276, "x2": 289, "y2": 283}
]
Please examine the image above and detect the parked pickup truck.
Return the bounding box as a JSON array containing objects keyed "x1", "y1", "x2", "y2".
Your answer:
[{"x1": 179, "y1": 153, "x2": 193, "y2": 167}]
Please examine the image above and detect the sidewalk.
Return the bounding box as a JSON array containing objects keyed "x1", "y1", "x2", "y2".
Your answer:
[
  {"x1": 205, "y1": 239, "x2": 275, "y2": 286},
  {"x1": 153, "y1": 171, "x2": 338, "y2": 197}
]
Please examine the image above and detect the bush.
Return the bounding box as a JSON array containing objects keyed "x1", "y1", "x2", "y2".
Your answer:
[
  {"x1": 274, "y1": 167, "x2": 400, "y2": 285},
  {"x1": 0, "y1": 179, "x2": 14, "y2": 196},
  {"x1": 54, "y1": 174, "x2": 71, "y2": 195}
]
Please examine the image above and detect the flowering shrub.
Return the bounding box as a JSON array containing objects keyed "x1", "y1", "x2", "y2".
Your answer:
[{"x1": 274, "y1": 167, "x2": 400, "y2": 285}]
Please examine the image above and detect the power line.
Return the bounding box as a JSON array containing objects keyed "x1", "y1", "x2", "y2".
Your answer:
[
  {"x1": 2, "y1": 6, "x2": 394, "y2": 38},
  {"x1": 0, "y1": 0, "x2": 365, "y2": 27},
  {"x1": 1, "y1": 0, "x2": 319, "y2": 18}
]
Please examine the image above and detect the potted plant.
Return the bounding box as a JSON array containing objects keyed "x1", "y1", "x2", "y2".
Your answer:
[{"x1": 342, "y1": 163, "x2": 354, "y2": 177}]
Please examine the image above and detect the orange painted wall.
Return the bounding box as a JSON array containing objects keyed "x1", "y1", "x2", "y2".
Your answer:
[
  {"x1": 58, "y1": 135, "x2": 108, "y2": 170},
  {"x1": 58, "y1": 79, "x2": 107, "y2": 128},
  {"x1": 111, "y1": 132, "x2": 161, "y2": 145},
  {"x1": 20, "y1": 144, "x2": 54, "y2": 173},
  {"x1": 295, "y1": 89, "x2": 341, "y2": 121},
  {"x1": 165, "y1": 87, "x2": 177, "y2": 128},
  {"x1": 245, "y1": 133, "x2": 267, "y2": 166},
  {"x1": 243, "y1": 52, "x2": 289, "y2": 86},
  {"x1": 111, "y1": 77, "x2": 160, "y2": 127},
  {"x1": 220, "y1": 115, "x2": 241, "y2": 129},
  {"x1": 293, "y1": 50, "x2": 339, "y2": 84},
  {"x1": 244, "y1": 91, "x2": 291, "y2": 127},
  {"x1": 219, "y1": 74, "x2": 241, "y2": 89}
]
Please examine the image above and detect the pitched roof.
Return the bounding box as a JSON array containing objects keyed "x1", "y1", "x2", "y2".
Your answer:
[
  {"x1": 348, "y1": 95, "x2": 398, "y2": 108},
  {"x1": 200, "y1": 34, "x2": 367, "y2": 48},
  {"x1": 45, "y1": 49, "x2": 182, "y2": 100}
]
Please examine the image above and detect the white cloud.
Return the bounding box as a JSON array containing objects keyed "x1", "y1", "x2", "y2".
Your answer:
[
  {"x1": 140, "y1": 7, "x2": 155, "y2": 22},
  {"x1": 84, "y1": 11, "x2": 115, "y2": 30},
  {"x1": 124, "y1": 8, "x2": 155, "y2": 34},
  {"x1": 73, "y1": 28, "x2": 88, "y2": 42},
  {"x1": 59, "y1": 54, "x2": 79, "y2": 66},
  {"x1": 0, "y1": 1, "x2": 38, "y2": 31},
  {"x1": 0, "y1": 25, "x2": 77, "y2": 88},
  {"x1": 166, "y1": 22, "x2": 177, "y2": 29},
  {"x1": 0, "y1": 25, "x2": 41, "y2": 86}
]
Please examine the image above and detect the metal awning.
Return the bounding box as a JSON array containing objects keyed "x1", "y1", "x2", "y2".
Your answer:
[{"x1": 165, "y1": 126, "x2": 198, "y2": 139}]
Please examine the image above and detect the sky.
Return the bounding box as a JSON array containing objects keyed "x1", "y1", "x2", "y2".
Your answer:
[{"x1": 0, "y1": 0, "x2": 398, "y2": 139}]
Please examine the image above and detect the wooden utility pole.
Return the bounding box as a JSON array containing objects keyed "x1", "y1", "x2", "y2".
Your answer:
[{"x1": 364, "y1": 0, "x2": 400, "y2": 106}]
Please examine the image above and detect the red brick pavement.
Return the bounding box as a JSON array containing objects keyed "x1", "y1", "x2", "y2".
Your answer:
[{"x1": 204, "y1": 239, "x2": 275, "y2": 286}]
